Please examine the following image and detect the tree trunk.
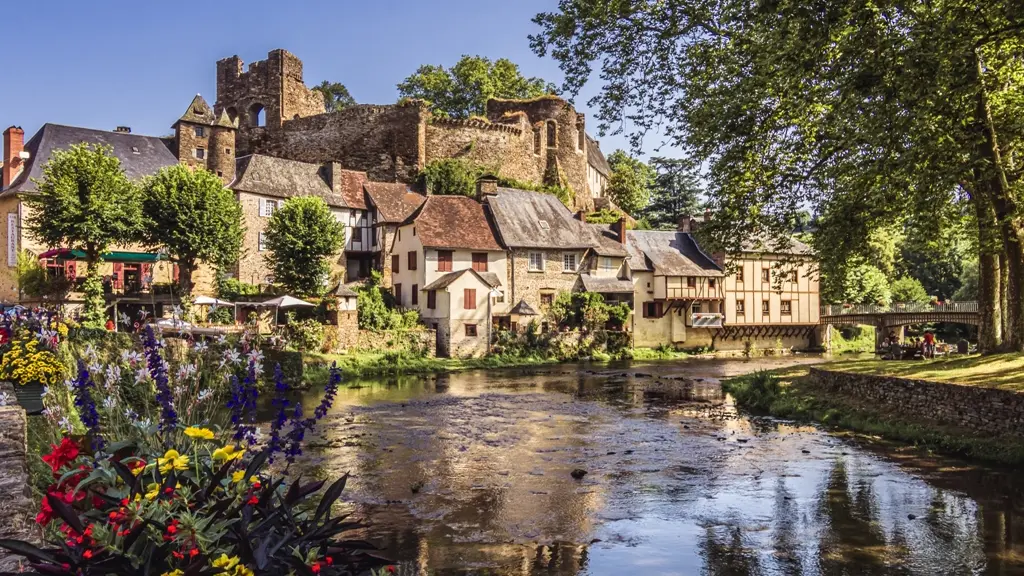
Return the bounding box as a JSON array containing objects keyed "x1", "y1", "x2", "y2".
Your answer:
[
  {"x1": 974, "y1": 191, "x2": 1003, "y2": 353},
  {"x1": 178, "y1": 261, "x2": 194, "y2": 297}
]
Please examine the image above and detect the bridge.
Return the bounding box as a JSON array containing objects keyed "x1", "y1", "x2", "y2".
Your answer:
[{"x1": 820, "y1": 301, "x2": 979, "y2": 347}]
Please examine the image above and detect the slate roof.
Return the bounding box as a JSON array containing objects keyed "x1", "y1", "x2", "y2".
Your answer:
[
  {"x1": 586, "y1": 134, "x2": 611, "y2": 177},
  {"x1": 579, "y1": 274, "x2": 635, "y2": 293},
  {"x1": 742, "y1": 236, "x2": 813, "y2": 256},
  {"x1": 410, "y1": 195, "x2": 503, "y2": 251},
  {"x1": 174, "y1": 95, "x2": 216, "y2": 127},
  {"x1": 486, "y1": 187, "x2": 595, "y2": 250},
  {"x1": 365, "y1": 182, "x2": 424, "y2": 223},
  {"x1": 232, "y1": 155, "x2": 346, "y2": 207},
  {"x1": 422, "y1": 268, "x2": 501, "y2": 291},
  {"x1": 3, "y1": 124, "x2": 178, "y2": 196},
  {"x1": 509, "y1": 299, "x2": 539, "y2": 316},
  {"x1": 626, "y1": 230, "x2": 725, "y2": 277},
  {"x1": 334, "y1": 283, "x2": 359, "y2": 298},
  {"x1": 587, "y1": 223, "x2": 629, "y2": 257}
]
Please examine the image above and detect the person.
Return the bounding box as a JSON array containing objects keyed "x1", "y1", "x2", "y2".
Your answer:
[
  {"x1": 104, "y1": 318, "x2": 115, "y2": 332},
  {"x1": 923, "y1": 331, "x2": 936, "y2": 358}
]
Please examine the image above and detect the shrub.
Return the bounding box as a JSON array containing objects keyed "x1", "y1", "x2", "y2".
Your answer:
[
  {"x1": 217, "y1": 277, "x2": 261, "y2": 302},
  {"x1": 207, "y1": 305, "x2": 234, "y2": 325},
  {"x1": 284, "y1": 312, "x2": 325, "y2": 352}
]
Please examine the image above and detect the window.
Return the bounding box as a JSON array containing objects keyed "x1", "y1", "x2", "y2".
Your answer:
[
  {"x1": 762, "y1": 300, "x2": 770, "y2": 314},
  {"x1": 408, "y1": 251, "x2": 417, "y2": 271},
  {"x1": 534, "y1": 128, "x2": 542, "y2": 154},
  {"x1": 736, "y1": 299, "x2": 746, "y2": 315},
  {"x1": 686, "y1": 276, "x2": 696, "y2": 288},
  {"x1": 781, "y1": 300, "x2": 792, "y2": 315},
  {"x1": 257, "y1": 232, "x2": 267, "y2": 252},
  {"x1": 464, "y1": 288, "x2": 476, "y2": 310},
  {"x1": 249, "y1": 103, "x2": 266, "y2": 127},
  {"x1": 194, "y1": 148, "x2": 206, "y2": 160},
  {"x1": 547, "y1": 121, "x2": 557, "y2": 147},
  {"x1": 563, "y1": 253, "x2": 577, "y2": 272},
  {"x1": 600, "y1": 257, "x2": 614, "y2": 272},
  {"x1": 692, "y1": 303, "x2": 702, "y2": 314},
  {"x1": 643, "y1": 302, "x2": 662, "y2": 318},
  {"x1": 411, "y1": 285, "x2": 419, "y2": 305},
  {"x1": 541, "y1": 293, "x2": 554, "y2": 307},
  {"x1": 577, "y1": 121, "x2": 585, "y2": 150},
  {"x1": 194, "y1": 126, "x2": 205, "y2": 137},
  {"x1": 528, "y1": 252, "x2": 544, "y2": 272},
  {"x1": 131, "y1": 146, "x2": 140, "y2": 155},
  {"x1": 394, "y1": 284, "x2": 402, "y2": 306},
  {"x1": 472, "y1": 253, "x2": 488, "y2": 272},
  {"x1": 391, "y1": 255, "x2": 400, "y2": 274},
  {"x1": 761, "y1": 268, "x2": 771, "y2": 283},
  {"x1": 494, "y1": 290, "x2": 505, "y2": 303},
  {"x1": 708, "y1": 278, "x2": 716, "y2": 289},
  {"x1": 437, "y1": 250, "x2": 453, "y2": 272},
  {"x1": 465, "y1": 324, "x2": 478, "y2": 337},
  {"x1": 788, "y1": 270, "x2": 798, "y2": 283},
  {"x1": 413, "y1": 227, "x2": 416, "y2": 236},
  {"x1": 259, "y1": 198, "x2": 277, "y2": 217},
  {"x1": 427, "y1": 290, "x2": 436, "y2": 309},
  {"x1": 736, "y1": 267, "x2": 744, "y2": 282}
]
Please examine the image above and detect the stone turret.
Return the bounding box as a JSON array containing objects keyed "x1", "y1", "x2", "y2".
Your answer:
[
  {"x1": 172, "y1": 95, "x2": 217, "y2": 171},
  {"x1": 208, "y1": 110, "x2": 237, "y2": 183}
]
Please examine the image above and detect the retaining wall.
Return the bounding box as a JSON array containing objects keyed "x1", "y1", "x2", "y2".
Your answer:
[
  {"x1": 809, "y1": 368, "x2": 1024, "y2": 438},
  {"x1": 0, "y1": 383, "x2": 36, "y2": 571}
]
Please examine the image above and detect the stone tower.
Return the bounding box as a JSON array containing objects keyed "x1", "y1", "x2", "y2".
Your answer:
[
  {"x1": 213, "y1": 49, "x2": 326, "y2": 156},
  {"x1": 173, "y1": 95, "x2": 236, "y2": 183},
  {"x1": 208, "y1": 110, "x2": 237, "y2": 183}
]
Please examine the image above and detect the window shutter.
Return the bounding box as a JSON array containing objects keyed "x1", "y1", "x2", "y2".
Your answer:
[
  {"x1": 258, "y1": 198, "x2": 267, "y2": 217},
  {"x1": 464, "y1": 288, "x2": 476, "y2": 310},
  {"x1": 64, "y1": 261, "x2": 77, "y2": 279},
  {"x1": 112, "y1": 263, "x2": 124, "y2": 290}
]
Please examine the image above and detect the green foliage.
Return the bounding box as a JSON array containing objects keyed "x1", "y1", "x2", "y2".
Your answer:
[
  {"x1": 606, "y1": 150, "x2": 654, "y2": 215},
  {"x1": 823, "y1": 263, "x2": 892, "y2": 306},
  {"x1": 547, "y1": 291, "x2": 629, "y2": 331},
  {"x1": 283, "y1": 311, "x2": 326, "y2": 352},
  {"x1": 420, "y1": 157, "x2": 489, "y2": 196},
  {"x1": 955, "y1": 258, "x2": 979, "y2": 301},
  {"x1": 140, "y1": 165, "x2": 243, "y2": 294},
  {"x1": 585, "y1": 209, "x2": 622, "y2": 224},
  {"x1": 206, "y1": 306, "x2": 234, "y2": 325},
  {"x1": 16, "y1": 250, "x2": 71, "y2": 300},
  {"x1": 497, "y1": 176, "x2": 573, "y2": 207},
  {"x1": 829, "y1": 325, "x2": 877, "y2": 355},
  {"x1": 216, "y1": 277, "x2": 261, "y2": 301},
  {"x1": 80, "y1": 268, "x2": 105, "y2": 329},
  {"x1": 398, "y1": 55, "x2": 556, "y2": 118},
  {"x1": 25, "y1": 144, "x2": 142, "y2": 262},
  {"x1": 313, "y1": 80, "x2": 356, "y2": 111},
  {"x1": 356, "y1": 271, "x2": 421, "y2": 331},
  {"x1": 264, "y1": 196, "x2": 345, "y2": 296},
  {"x1": 890, "y1": 276, "x2": 930, "y2": 304},
  {"x1": 642, "y1": 157, "x2": 703, "y2": 229}
]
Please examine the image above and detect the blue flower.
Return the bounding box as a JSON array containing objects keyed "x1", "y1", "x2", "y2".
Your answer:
[
  {"x1": 71, "y1": 361, "x2": 104, "y2": 451},
  {"x1": 266, "y1": 364, "x2": 290, "y2": 462},
  {"x1": 142, "y1": 326, "x2": 177, "y2": 432}
]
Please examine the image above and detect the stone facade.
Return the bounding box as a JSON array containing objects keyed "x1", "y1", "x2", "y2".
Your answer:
[
  {"x1": 507, "y1": 248, "x2": 586, "y2": 320},
  {"x1": 0, "y1": 386, "x2": 37, "y2": 572},
  {"x1": 809, "y1": 368, "x2": 1024, "y2": 438}
]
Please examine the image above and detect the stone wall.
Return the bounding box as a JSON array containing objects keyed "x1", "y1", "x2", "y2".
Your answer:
[
  {"x1": 353, "y1": 329, "x2": 436, "y2": 357},
  {"x1": 809, "y1": 368, "x2": 1024, "y2": 438},
  {"x1": 0, "y1": 383, "x2": 37, "y2": 572},
  {"x1": 508, "y1": 248, "x2": 584, "y2": 318}
]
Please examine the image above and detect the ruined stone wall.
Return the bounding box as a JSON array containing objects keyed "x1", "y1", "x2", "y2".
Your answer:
[
  {"x1": 424, "y1": 116, "x2": 541, "y2": 187},
  {"x1": 809, "y1": 368, "x2": 1024, "y2": 438},
  {"x1": 253, "y1": 104, "x2": 427, "y2": 184},
  {"x1": 353, "y1": 329, "x2": 436, "y2": 357}
]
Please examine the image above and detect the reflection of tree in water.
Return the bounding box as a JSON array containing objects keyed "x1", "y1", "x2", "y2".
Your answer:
[
  {"x1": 700, "y1": 523, "x2": 762, "y2": 576},
  {"x1": 771, "y1": 478, "x2": 803, "y2": 576},
  {"x1": 815, "y1": 458, "x2": 903, "y2": 576}
]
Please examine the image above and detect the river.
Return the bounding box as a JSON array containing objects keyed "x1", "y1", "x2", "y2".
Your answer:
[{"x1": 289, "y1": 355, "x2": 1024, "y2": 575}]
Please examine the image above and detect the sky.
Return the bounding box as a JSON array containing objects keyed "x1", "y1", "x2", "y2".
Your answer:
[{"x1": 1, "y1": 0, "x2": 655, "y2": 157}]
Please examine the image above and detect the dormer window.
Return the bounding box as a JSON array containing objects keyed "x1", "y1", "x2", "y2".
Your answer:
[{"x1": 131, "y1": 146, "x2": 140, "y2": 155}]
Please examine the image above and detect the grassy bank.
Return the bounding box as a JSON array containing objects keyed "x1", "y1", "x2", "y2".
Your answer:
[
  {"x1": 829, "y1": 325, "x2": 876, "y2": 354},
  {"x1": 722, "y1": 366, "x2": 1024, "y2": 465},
  {"x1": 827, "y1": 353, "x2": 1024, "y2": 392}
]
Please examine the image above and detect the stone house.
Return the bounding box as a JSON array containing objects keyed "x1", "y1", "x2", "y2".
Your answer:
[
  {"x1": 211, "y1": 49, "x2": 612, "y2": 213},
  {"x1": 364, "y1": 182, "x2": 425, "y2": 286},
  {"x1": 390, "y1": 194, "x2": 505, "y2": 357}
]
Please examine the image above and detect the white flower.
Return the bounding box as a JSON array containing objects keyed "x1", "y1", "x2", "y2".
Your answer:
[
  {"x1": 102, "y1": 396, "x2": 116, "y2": 410},
  {"x1": 124, "y1": 408, "x2": 137, "y2": 420},
  {"x1": 0, "y1": 392, "x2": 13, "y2": 406},
  {"x1": 105, "y1": 365, "x2": 122, "y2": 384},
  {"x1": 216, "y1": 334, "x2": 227, "y2": 345},
  {"x1": 88, "y1": 362, "x2": 103, "y2": 376},
  {"x1": 197, "y1": 388, "x2": 213, "y2": 401},
  {"x1": 40, "y1": 385, "x2": 49, "y2": 398},
  {"x1": 170, "y1": 305, "x2": 183, "y2": 318},
  {"x1": 135, "y1": 367, "x2": 149, "y2": 384},
  {"x1": 247, "y1": 349, "x2": 264, "y2": 364},
  {"x1": 84, "y1": 344, "x2": 97, "y2": 361},
  {"x1": 252, "y1": 426, "x2": 264, "y2": 443},
  {"x1": 124, "y1": 351, "x2": 144, "y2": 365},
  {"x1": 118, "y1": 312, "x2": 132, "y2": 326},
  {"x1": 58, "y1": 417, "x2": 73, "y2": 432},
  {"x1": 224, "y1": 350, "x2": 241, "y2": 366},
  {"x1": 173, "y1": 385, "x2": 185, "y2": 396},
  {"x1": 137, "y1": 418, "x2": 152, "y2": 429}
]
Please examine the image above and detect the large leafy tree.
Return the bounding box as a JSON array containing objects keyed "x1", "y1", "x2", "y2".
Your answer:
[
  {"x1": 606, "y1": 150, "x2": 655, "y2": 215},
  {"x1": 264, "y1": 196, "x2": 345, "y2": 296},
  {"x1": 26, "y1": 144, "x2": 141, "y2": 326},
  {"x1": 141, "y1": 165, "x2": 243, "y2": 296},
  {"x1": 313, "y1": 81, "x2": 356, "y2": 112},
  {"x1": 643, "y1": 157, "x2": 703, "y2": 229},
  {"x1": 397, "y1": 55, "x2": 557, "y2": 118},
  {"x1": 531, "y1": 0, "x2": 1024, "y2": 352}
]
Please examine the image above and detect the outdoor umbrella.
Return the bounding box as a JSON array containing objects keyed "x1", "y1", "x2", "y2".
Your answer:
[
  {"x1": 194, "y1": 295, "x2": 238, "y2": 324},
  {"x1": 259, "y1": 295, "x2": 315, "y2": 325}
]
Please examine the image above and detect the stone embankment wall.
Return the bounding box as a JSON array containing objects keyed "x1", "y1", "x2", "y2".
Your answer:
[
  {"x1": 0, "y1": 383, "x2": 37, "y2": 571},
  {"x1": 809, "y1": 368, "x2": 1024, "y2": 438}
]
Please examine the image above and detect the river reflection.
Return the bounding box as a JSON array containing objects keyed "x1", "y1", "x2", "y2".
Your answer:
[{"x1": 285, "y1": 357, "x2": 1024, "y2": 575}]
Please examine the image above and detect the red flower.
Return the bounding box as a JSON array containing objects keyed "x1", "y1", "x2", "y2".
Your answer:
[
  {"x1": 35, "y1": 492, "x2": 55, "y2": 525},
  {"x1": 42, "y1": 438, "x2": 80, "y2": 474},
  {"x1": 311, "y1": 563, "x2": 322, "y2": 574},
  {"x1": 247, "y1": 496, "x2": 259, "y2": 506},
  {"x1": 387, "y1": 566, "x2": 396, "y2": 574},
  {"x1": 189, "y1": 548, "x2": 199, "y2": 558},
  {"x1": 82, "y1": 550, "x2": 93, "y2": 559},
  {"x1": 325, "y1": 557, "x2": 333, "y2": 566}
]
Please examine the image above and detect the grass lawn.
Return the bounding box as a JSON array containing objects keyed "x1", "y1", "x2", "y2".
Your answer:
[{"x1": 825, "y1": 353, "x2": 1024, "y2": 392}]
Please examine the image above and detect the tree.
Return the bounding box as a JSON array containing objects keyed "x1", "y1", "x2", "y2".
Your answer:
[
  {"x1": 530, "y1": 1, "x2": 1024, "y2": 352},
  {"x1": 397, "y1": 55, "x2": 556, "y2": 118},
  {"x1": 264, "y1": 197, "x2": 345, "y2": 296},
  {"x1": 890, "y1": 276, "x2": 931, "y2": 304},
  {"x1": 25, "y1": 143, "x2": 141, "y2": 327},
  {"x1": 606, "y1": 150, "x2": 654, "y2": 215},
  {"x1": 419, "y1": 158, "x2": 487, "y2": 197},
  {"x1": 823, "y1": 264, "x2": 892, "y2": 307},
  {"x1": 141, "y1": 165, "x2": 243, "y2": 295},
  {"x1": 643, "y1": 157, "x2": 703, "y2": 229},
  {"x1": 313, "y1": 81, "x2": 356, "y2": 112}
]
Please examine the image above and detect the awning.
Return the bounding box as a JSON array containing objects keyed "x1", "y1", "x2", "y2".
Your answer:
[
  {"x1": 259, "y1": 295, "x2": 315, "y2": 308},
  {"x1": 37, "y1": 249, "x2": 167, "y2": 263},
  {"x1": 194, "y1": 296, "x2": 235, "y2": 307}
]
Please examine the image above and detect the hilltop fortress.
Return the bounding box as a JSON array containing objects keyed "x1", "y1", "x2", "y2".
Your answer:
[{"x1": 212, "y1": 49, "x2": 609, "y2": 212}]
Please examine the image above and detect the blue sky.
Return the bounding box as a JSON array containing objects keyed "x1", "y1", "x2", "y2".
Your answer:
[{"x1": 2, "y1": 0, "x2": 658, "y2": 157}]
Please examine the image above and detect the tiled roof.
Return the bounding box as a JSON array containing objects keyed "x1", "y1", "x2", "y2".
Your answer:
[
  {"x1": 422, "y1": 268, "x2": 500, "y2": 291},
  {"x1": 365, "y1": 182, "x2": 424, "y2": 223},
  {"x1": 3, "y1": 124, "x2": 178, "y2": 196},
  {"x1": 335, "y1": 169, "x2": 369, "y2": 210},
  {"x1": 411, "y1": 195, "x2": 503, "y2": 251},
  {"x1": 626, "y1": 230, "x2": 725, "y2": 277},
  {"x1": 579, "y1": 274, "x2": 634, "y2": 293},
  {"x1": 486, "y1": 187, "x2": 595, "y2": 249},
  {"x1": 586, "y1": 134, "x2": 610, "y2": 176},
  {"x1": 587, "y1": 223, "x2": 629, "y2": 257},
  {"x1": 232, "y1": 155, "x2": 346, "y2": 207},
  {"x1": 742, "y1": 236, "x2": 813, "y2": 256},
  {"x1": 334, "y1": 283, "x2": 360, "y2": 298},
  {"x1": 509, "y1": 299, "x2": 539, "y2": 316}
]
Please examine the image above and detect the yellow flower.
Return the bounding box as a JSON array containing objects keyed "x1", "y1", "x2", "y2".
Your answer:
[
  {"x1": 233, "y1": 566, "x2": 254, "y2": 576},
  {"x1": 145, "y1": 483, "x2": 160, "y2": 501},
  {"x1": 161, "y1": 570, "x2": 184, "y2": 576},
  {"x1": 212, "y1": 554, "x2": 240, "y2": 570},
  {"x1": 212, "y1": 445, "x2": 244, "y2": 462},
  {"x1": 231, "y1": 470, "x2": 259, "y2": 484},
  {"x1": 184, "y1": 426, "x2": 215, "y2": 440},
  {"x1": 158, "y1": 449, "x2": 190, "y2": 473}
]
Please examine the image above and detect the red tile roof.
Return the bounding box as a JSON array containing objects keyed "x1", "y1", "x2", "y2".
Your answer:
[
  {"x1": 336, "y1": 169, "x2": 369, "y2": 210},
  {"x1": 411, "y1": 195, "x2": 503, "y2": 251},
  {"x1": 365, "y1": 182, "x2": 425, "y2": 223}
]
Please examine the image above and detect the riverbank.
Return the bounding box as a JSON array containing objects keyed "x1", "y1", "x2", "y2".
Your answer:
[
  {"x1": 826, "y1": 352, "x2": 1024, "y2": 391},
  {"x1": 722, "y1": 365, "x2": 1024, "y2": 465}
]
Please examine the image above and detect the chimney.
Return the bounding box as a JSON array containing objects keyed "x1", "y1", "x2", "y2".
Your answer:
[
  {"x1": 114, "y1": 126, "x2": 132, "y2": 133},
  {"x1": 574, "y1": 210, "x2": 585, "y2": 221},
  {"x1": 320, "y1": 162, "x2": 344, "y2": 194},
  {"x1": 677, "y1": 214, "x2": 692, "y2": 233},
  {"x1": 475, "y1": 175, "x2": 499, "y2": 201},
  {"x1": 3, "y1": 127, "x2": 25, "y2": 188},
  {"x1": 615, "y1": 216, "x2": 627, "y2": 244}
]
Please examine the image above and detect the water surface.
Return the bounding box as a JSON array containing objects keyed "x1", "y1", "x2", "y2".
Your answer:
[{"x1": 290, "y1": 356, "x2": 1024, "y2": 575}]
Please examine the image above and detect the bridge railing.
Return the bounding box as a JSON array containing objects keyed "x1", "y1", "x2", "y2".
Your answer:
[{"x1": 821, "y1": 301, "x2": 978, "y2": 316}]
